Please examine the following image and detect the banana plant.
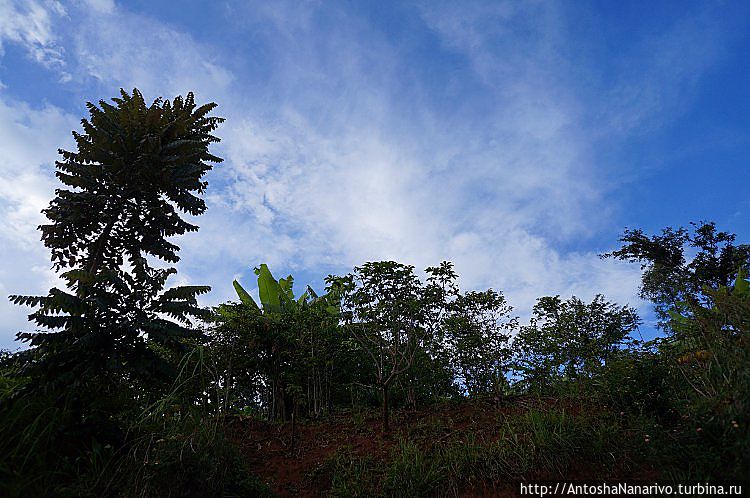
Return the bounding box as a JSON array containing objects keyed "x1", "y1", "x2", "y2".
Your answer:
[{"x1": 231, "y1": 263, "x2": 337, "y2": 315}]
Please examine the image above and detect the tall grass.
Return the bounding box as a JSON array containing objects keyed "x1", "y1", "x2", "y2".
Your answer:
[
  {"x1": 0, "y1": 347, "x2": 273, "y2": 497},
  {"x1": 325, "y1": 405, "x2": 638, "y2": 497}
]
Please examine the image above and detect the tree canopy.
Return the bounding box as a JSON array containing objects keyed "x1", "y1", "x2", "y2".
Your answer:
[{"x1": 604, "y1": 221, "x2": 750, "y2": 328}]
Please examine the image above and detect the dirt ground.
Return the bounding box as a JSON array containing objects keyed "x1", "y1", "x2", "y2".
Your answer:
[{"x1": 226, "y1": 398, "x2": 652, "y2": 497}]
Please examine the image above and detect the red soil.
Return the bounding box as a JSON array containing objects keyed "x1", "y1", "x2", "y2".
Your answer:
[{"x1": 225, "y1": 398, "x2": 651, "y2": 497}]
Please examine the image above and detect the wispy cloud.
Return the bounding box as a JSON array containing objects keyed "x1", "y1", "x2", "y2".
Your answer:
[
  {"x1": 0, "y1": 95, "x2": 76, "y2": 348},
  {"x1": 69, "y1": 6, "x2": 233, "y2": 99},
  {"x1": 0, "y1": 0, "x2": 741, "y2": 347},
  {"x1": 0, "y1": 0, "x2": 69, "y2": 79},
  {"x1": 598, "y1": 6, "x2": 732, "y2": 136},
  {"x1": 201, "y1": 1, "x2": 635, "y2": 301}
]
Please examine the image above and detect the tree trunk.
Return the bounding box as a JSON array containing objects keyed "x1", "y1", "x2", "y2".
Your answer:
[
  {"x1": 290, "y1": 402, "x2": 297, "y2": 452},
  {"x1": 382, "y1": 384, "x2": 390, "y2": 433},
  {"x1": 326, "y1": 364, "x2": 333, "y2": 414},
  {"x1": 223, "y1": 344, "x2": 235, "y2": 413},
  {"x1": 268, "y1": 380, "x2": 276, "y2": 422}
]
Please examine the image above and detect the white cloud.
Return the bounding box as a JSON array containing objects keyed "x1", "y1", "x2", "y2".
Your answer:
[
  {"x1": 70, "y1": 6, "x2": 232, "y2": 100},
  {"x1": 81, "y1": 0, "x2": 115, "y2": 14},
  {"x1": 0, "y1": 0, "x2": 69, "y2": 79},
  {"x1": 0, "y1": 0, "x2": 733, "y2": 348},
  {"x1": 0, "y1": 98, "x2": 73, "y2": 245},
  {"x1": 187, "y1": 3, "x2": 648, "y2": 315},
  {"x1": 201, "y1": 2, "x2": 634, "y2": 300},
  {"x1": 0, "y1": 95, "x2": 76, "y2": 348}
]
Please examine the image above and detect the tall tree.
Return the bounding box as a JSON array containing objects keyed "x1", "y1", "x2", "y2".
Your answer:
[{"x1": 9, "y1": 89, "x2": 223, "y2": 393}]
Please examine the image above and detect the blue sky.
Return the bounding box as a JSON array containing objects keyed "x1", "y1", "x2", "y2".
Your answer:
[{"x1": 1, "y1": 0, "x2": 749, "y2": 349}]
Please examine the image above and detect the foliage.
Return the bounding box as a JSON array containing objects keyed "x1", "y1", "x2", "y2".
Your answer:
[
  {"x1": 329, "y1": 261, "x2": 458, "y2": 431},
  {"x1": 513, "y1": 295, "x2": 640, "y2": 393},
  {"x1": 212, "y1": 264, "x2": 348, "y2": 421},
  {"x1": 92, "y1": 347, "x2": 274, "y2": 498},
  {"x1": 0, "y1": 345, "x2": 272, "y2": 497},
  {"x1": 604, "y1": 221, "x2": 750, "y2": 328},
  {"x1": 9, "y1": 88, "x2": 223, "y2": 393},
  {"x1": 445, "y1": 289, "x2": 516, "y2": 397},
  {"x1": 658, "y1": 265, "x2": 750, "y2": 479},
  {"x1": 587, "y1": 345, "x2": 672, "y2": 418}
]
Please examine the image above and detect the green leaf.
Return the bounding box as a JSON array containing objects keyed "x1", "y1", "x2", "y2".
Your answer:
[
  {"x1": 232, "y1": 280, "x2": 260, "y2": 311},
  {"x1": 254, "y1": 264, "x2": 282, "y2": 313},
  {"x1": 296, "y1": 290, "x2": 309, "y2": 306},
  {"x1": 326, "y1": 305, "x2": 340, "y2": 316},
  {"x1": 734, "y1": 265, "x2": 749, "y2": 296},
  {"x1": 278, "y1": 274, "x2": 295, "y2": 302},
  {"x1": 306, "y1": 285, "x2": 319, "y2": 300}
]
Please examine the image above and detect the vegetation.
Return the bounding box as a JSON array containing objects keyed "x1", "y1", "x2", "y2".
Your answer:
[
  {"x1": 1, "y1": 89, "x2": 748, "y2": 496},
  {"x1": 603, "y1": 221, "x2": 750, "y2": 328},
  {"x1": 513, "y1": 295, "x2": 640, "y2": 393}
]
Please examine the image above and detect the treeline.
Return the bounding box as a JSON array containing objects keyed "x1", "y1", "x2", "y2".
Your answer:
[
  {"x1": 209, "y1": 260, "x2": 642, "y2": 433},
  {"x1": 0, "y1": 89, "x2": 748, "y2": 496}
]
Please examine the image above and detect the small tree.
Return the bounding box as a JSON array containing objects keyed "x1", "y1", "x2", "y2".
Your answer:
[
  {"x1": 9, "y1": 89, "x2": 224, "y2": 395},
  {"x1": 446, "y1": 289, "x2": 517, "y2": 397},
  {"x1": 330, "y1": 261, "x2": 456, "y2": 431},
  {"x1": 513, "y1": 295, "x2": 640, "y2": 393},
  {"x1": 220, "y1": 264, "x2": 342, "y2": 420}
]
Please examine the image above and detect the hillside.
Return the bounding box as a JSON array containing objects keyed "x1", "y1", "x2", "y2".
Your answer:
[
  {"x1": 226, "y1": 397, "x2": 659, "y2": 497},
  {"x1": 1, "y1": 86, "x2": 747, "y2": 497}
]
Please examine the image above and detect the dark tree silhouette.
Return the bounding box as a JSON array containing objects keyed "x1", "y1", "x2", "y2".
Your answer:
[
  {"x1": 603, "y1": 222, "x2": 750, "y2": 328},
  {"x1": 10, "y1": 88, "x2": 224, "y2": 392}
]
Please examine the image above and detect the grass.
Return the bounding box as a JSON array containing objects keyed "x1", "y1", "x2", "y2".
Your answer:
[{"x1": 316, "y1": 402, "x2": 649, "y2": 497}]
